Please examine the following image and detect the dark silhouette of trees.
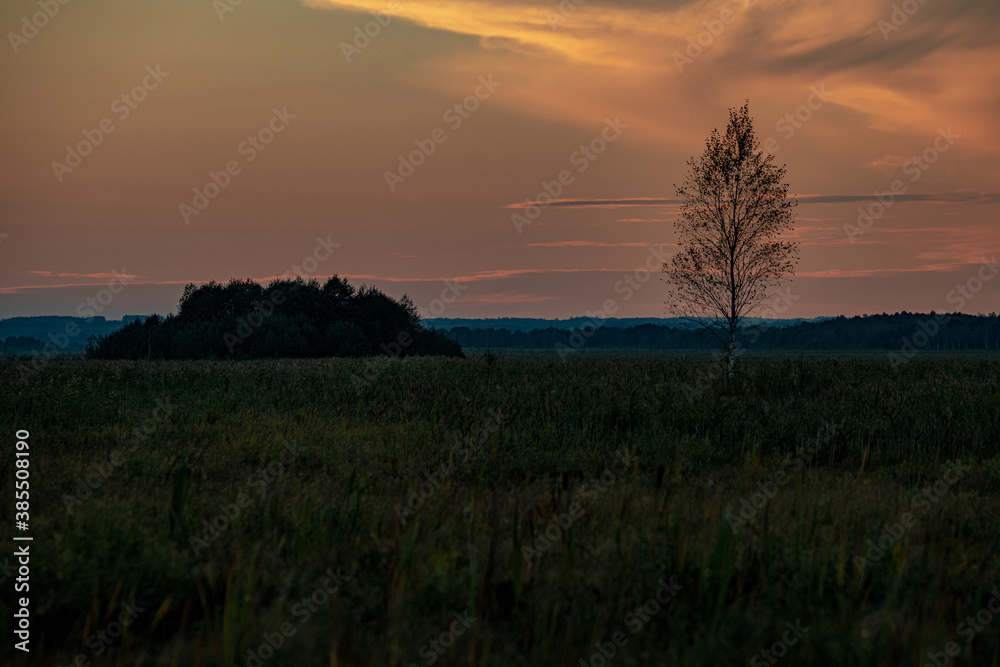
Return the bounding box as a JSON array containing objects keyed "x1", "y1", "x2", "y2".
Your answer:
[
  {"x1": 87, "y1": 276, "x2": 463, "y2": 360},
  {"x1": 442, "y1": 313, "x2": 1000, "y2": 353},
  {"x1": 0, "y1": 336, "x2": 46, "y2": 355},
  {"x1": 663, "y1": 102, "x2": 799, "y2": 377}
]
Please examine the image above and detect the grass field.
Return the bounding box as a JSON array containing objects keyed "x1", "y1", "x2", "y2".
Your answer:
[{"x1": 2, "y1": 353, "x2": 1000, "y2": 666}]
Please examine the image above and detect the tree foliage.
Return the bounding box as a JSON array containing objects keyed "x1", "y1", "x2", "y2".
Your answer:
[
  {"x1": 663, "y1": 102, "x2": 799, "y2": 374},
  {"x1": 87, "y1": 276, "x2": 463, "y2": 360}
]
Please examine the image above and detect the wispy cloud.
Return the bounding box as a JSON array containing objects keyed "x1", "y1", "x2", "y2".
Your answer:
[
  {"x1": 506, "y1": 198, "x2": 681, "y2": 209},
  {"x1": 461, "y1": 293, "x2": 558, "y2": 304},
  {"x1": 505, "y1": 193, "x2": 1000, "y2": 210},
  {"x1": 304, "y1": 0, "x2": 1000, "y2": 157},
  {"x1": 525, "y1": 240, "x2": 673, "y2": 248},
  {"x1": 800, "y1": 263, "x2": 974, "y2": 279},
  {"x1": 343, "y1": 268, "x2": 603, "y2": 283},
  {"x1": 27, "y1": 271, "x2": 142, "y2": 280}
]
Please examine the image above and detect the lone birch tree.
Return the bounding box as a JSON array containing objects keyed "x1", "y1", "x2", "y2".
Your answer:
[{"x1": 663, "y1": 102, "x2": 799, "y2": 377}]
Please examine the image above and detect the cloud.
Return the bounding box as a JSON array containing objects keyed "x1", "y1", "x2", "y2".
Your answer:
[
  {"x1": 0, "y1": 280, "x2": 156, "y2": 295},
  {"x1": 804, "y1": 193, "x2": 1000, "y2": 206},
  {"x1": 865, "y1": 155, "x2": 913, "y2": 172},
  {"x1": 301, "y1": 0, "x2": 688, "y2": 68},
  {"x1": 460, "y1": 293, "x2": 558, "y2": 304},
  {"x1": 505, "y1": 193, "x2": 1000, "y2": 209},
  {"x1": 343, "y1": 268, "x2": 606, "y2": 283},
  {"x1": 303, "y1": 0, "x2": 1000, "y2": 161},
  {"x1": 27, "y1": 271, "x2": 142, "y2": 279},
  {"x1": 506, "y1": 197, "x2": 681, "y2": 209},
  {"x1": 525, "y1": 240, "x2": 672, "y2": 247},
  {"x1": 799, "y1": 263, "x2": 967, "y2": 278}
]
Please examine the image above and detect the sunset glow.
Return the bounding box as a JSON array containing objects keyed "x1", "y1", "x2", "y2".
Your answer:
[{"x1": 2, "y1": 0, "x2": 997, "y2": 318}]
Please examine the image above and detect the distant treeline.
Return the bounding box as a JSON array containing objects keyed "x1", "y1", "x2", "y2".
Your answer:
[
  {"x1": 0, "y1": 315, "x2": 145, "y2": 353},
  {"x1": 87, "y1": 277, "x2": 463, "y2": 360},
  {"x1": 442, "y1": 313, "x2": 1000, "y2": 352},
  {"x1": 1, "y1": 335, "x2": 47, "y2": 355},
  {"x1": 424, "y1": 316, "x2": 825, "y2": 331}
]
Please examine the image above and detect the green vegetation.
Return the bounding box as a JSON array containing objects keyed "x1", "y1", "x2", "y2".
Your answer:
[{"x1": 2, "y1": 354, "x2": 999, "y2": 666}]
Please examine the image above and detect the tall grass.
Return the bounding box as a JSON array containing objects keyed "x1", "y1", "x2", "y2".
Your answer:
[{"x1": 1, "y1": 354, "x2": 999, "y2": 665}]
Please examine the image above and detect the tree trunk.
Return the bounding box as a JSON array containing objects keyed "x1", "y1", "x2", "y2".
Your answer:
[{"x1": 728, "y1": 330, "x2": 736, "y2": 380}]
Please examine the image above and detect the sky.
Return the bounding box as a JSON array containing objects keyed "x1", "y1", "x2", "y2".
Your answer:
[{"x1": 1, "y1": 0, "x2": 998, "y2": 320}]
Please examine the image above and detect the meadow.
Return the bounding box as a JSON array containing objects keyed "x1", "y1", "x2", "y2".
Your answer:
[{"x1": 2, "y1": 353, "x2": 1000, "y2": 666}]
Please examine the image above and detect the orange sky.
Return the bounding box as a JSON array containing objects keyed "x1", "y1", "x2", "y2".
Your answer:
[{"x1": 1, "y1": 0, "x2": 998, "y2": 319}]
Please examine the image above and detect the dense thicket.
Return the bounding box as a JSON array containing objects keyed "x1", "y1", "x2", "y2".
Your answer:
[
  {"x1": 87, "y1": 277, "x2": 463, "y2": 359},
  {"x1": 444, "y1": 312, "x2": 1000, "y2": 351}
]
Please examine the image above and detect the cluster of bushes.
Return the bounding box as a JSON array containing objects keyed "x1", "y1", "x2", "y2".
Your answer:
[{"x1": 87, "y1": 277, "x2": 463, "y2": 360}]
